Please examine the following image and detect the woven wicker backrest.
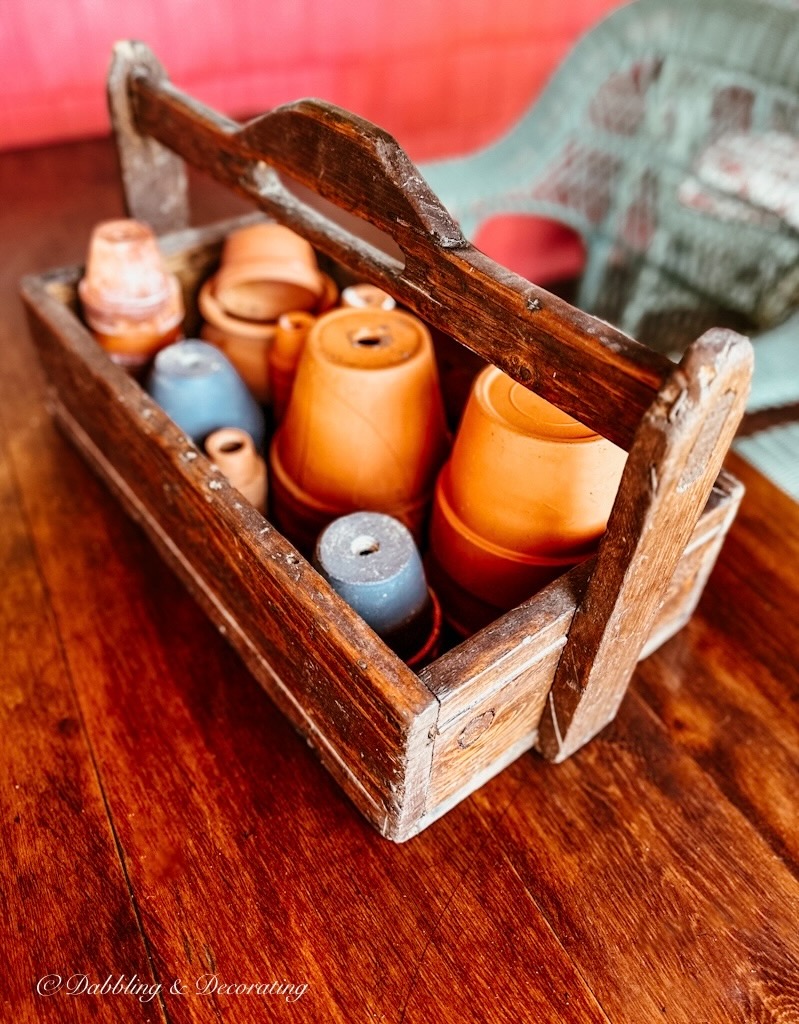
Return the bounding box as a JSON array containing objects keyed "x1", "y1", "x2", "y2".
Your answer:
[{"x1": 422, "y1": 0, "x2": 799, "y2": 355}]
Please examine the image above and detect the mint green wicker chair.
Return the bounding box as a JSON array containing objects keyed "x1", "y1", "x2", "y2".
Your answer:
[{"x1": 421, "y1": 0, "x2": 799, "y2": 496}]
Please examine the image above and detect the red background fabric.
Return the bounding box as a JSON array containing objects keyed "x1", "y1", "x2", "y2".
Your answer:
[{"x1": 0, "y1": 0, "x2": 624, "y2": 279}]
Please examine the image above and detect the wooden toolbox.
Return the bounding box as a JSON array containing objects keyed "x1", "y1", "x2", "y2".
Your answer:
[{"x1": 20, "y1": 42, "x2": 753, "y2": 841}]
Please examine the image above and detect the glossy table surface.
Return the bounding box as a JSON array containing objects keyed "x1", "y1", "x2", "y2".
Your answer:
[{"x1": 3, "y1": 138, "x2": 799, "y2": 1024}]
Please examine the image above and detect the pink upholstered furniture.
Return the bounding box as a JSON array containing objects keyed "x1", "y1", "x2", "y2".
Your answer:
[{"x1": 0, "y1": 0, "x2": 622, "y2": 282}]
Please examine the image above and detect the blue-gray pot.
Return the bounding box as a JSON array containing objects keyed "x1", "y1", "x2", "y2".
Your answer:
[{"x1": 147, "y1": 339, "x2": 265, "y2": 449}]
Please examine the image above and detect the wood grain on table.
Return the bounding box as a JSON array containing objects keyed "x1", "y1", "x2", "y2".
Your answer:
[{"x1": 2, "y1": 138, "x2": 798, "y2": 1024}]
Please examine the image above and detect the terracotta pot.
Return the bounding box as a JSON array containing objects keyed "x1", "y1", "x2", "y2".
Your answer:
[
  {"x1": 78, "y1": 218, "x2": 184, "y2": 370},
  {"x1": 204, "y1": 428, "x2": 267, "y2": 512},
  {"x1": 424, "y1": 549, "x2": 504, "y2": 638},
  {"x1": 314, "y1": 511, "x2": 440, "y2": 664},
  {"x1": 199, "y1": 272, "x2": 338, "y2": 404},
  {"x1": 268, "y1": 310, "x2": 316, "y2": 422},
  {"x1": 430, "y1": 365, "x2": 627, "y2": 621},
  {"x1": 147, "y1": 339, "x2": 266, "y2": 449},
  {"x1": 215, "y1": 223, "x2": 324, "y2": 322},
  {"x1": 198, "y1": 277, "x2": 276, "y2": 402},
  {"x1": 341, "y1": 283, "x2": 396, "y2": 311},
  {"x1": 269, "y1": 307, "x2": 449, "y2": 548}
]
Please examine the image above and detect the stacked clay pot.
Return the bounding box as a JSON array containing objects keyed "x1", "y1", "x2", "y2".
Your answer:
[
  {"x1": 79, "y1": 218, "x2": 184, "y2": 371},
  {"x1": 428, "y1": 366, "x2": 628, "y2": 635},
  {"x1": 199, "y1": 222, "x2": 338, "y2": 402},
  {"x1": 268, "y1": 311, "x2": 316, "y2": 422},
  {"x1": 270, "y1": 306, "x2": 449, "y2": 553}
]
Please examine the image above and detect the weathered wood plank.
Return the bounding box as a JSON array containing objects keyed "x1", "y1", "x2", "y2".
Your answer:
[
  {"x1": 538, "y1": 331, "x2": 752, "y2": 761},
  {"x1": 107, "y1": 40, "x2": 189, "y2": 233}
]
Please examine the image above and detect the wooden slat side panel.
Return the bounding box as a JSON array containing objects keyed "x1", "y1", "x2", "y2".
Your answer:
[
  {"x1": 420, "y1": 564, "x2": 589, "y2": 716},
  {"x1": 107, "y1": 41, "x2": 190, "y2": 233},
  {"x1": 421, "y1": 474, "x2": 738, "y2": 820},
  {"x1": 426, "y1": 646, "x2": 562, "y2": 813},
  {"x1": 21, "y1": 277, "x2": 438, "y2": 838},
  {"x1": 641, "y1": 471, "x2": 743, "y2": 660}
]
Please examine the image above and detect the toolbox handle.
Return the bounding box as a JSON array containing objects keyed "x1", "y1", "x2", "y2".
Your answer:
[{"x1": 107, "y1": 40, "x2": 680, "y2": 452}]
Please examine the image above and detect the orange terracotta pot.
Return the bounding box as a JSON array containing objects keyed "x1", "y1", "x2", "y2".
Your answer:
[
  {"x1": 78, "y1": 218, "x2": 184, "y2": 370},
  {"x1": 430, "y1": 365, "x2": 627, "y2": 621},
  {"x1": 268, "y1": 310, "x2": 316, "y2": 422},
  {"x1": 198, "y1": 277, "x2": 276, "y2": 402},
  {"x1": 204, "y1": 428, "x2": 267, "y2": 512},
  {"x1": 341, "y1": 283, "x2": 396, "y2": 311},
  {"x1": 214, "y1": 223, "x2": 324, "y2": 322},
  {"x1": 199, "y1": 272, "x2": 338, "y2": 404},
  {"x1": 269, "y1": 307, "x2": 449, "y2": 549},
  {"x1": 424, "y1": 549, "x2": 505, "y2": 639}
]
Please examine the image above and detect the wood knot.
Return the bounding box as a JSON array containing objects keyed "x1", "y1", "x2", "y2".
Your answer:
[{"x1": 458, "y1": 710, "x2": 495, "y2": 748}]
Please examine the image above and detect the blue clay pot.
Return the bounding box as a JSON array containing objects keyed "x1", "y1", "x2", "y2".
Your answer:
[
  {"x1": 147, "y1": 339, "x2": 265, "y2": 449},
  {"x1": 314, "y1": 512, "x2": 429, "y2": 638}
]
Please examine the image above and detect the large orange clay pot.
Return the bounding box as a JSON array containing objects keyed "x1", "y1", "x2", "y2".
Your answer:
[
  {"x1": 270, "y1": 307, "x2": 449, "y2": 551},
  {"x1": 79, "y1": 218, "x2": 184, "y2": 370},
  {"x1": 429, "y1": 365, "x2": 627, "y2": 632}
]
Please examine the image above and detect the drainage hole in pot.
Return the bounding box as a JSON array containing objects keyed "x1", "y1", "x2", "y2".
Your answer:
[
  {"x1": 350, "y1": 326, "x2": 389, "y2": 348},
  {"x1": 351, "y1": 534, "x2": 380, "y2": 557}
]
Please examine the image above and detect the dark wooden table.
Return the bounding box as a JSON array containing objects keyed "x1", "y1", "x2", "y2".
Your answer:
[{"x1": 3, "y1": 137, "x2": 799, "y2": 1024}]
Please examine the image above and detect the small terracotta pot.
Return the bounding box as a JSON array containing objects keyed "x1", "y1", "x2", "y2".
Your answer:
[
  {"x1": 314, "y1": 511, "x2": 440, "y2": 664},
  {"x1": 204, "y1": 428, "x2": 267, "y2": 512},
  {"x1": 147, "y1": 340, "x2": 266, "y2": 449},
  {"x1": 341, "y1": 283, "x2": 396, "y2": 311},
  {"x1": 430, "y1": 365, "x2": 627, "y2": 622},
  {"x1": 215, "y1": 223, "x2": 324, "y2": 322},
  {"x1": 199, "y1": 272, "x2": 338, "y2": 404},
  {"x1": 269, "y1": 307, "x2": 449, "y2": 548},
  {"x1": 79, "y1": 218, "x2": 184, "y2": 370},
  {"x1": 269, "y1": 311, "x2": 316, "y2": 422}
]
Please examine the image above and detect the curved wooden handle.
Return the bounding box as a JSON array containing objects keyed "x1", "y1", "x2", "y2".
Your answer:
[
  {"x1": 238, "y1": 100, "x2": 465, "y2": 250},
  {"x1": 107, "y1": 41, "x2": 749, "y2": 453}
]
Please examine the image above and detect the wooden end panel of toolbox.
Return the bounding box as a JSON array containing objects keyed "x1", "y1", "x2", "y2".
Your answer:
[{"x1": 417, "y1": 474, "x2": 741, "y2": 828}]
